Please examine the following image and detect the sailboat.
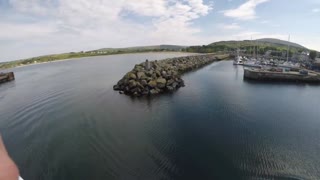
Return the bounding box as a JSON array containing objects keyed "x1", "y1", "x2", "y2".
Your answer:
[
  {"x1": 233, "y1": 55, "x2": 244, "y2": 65},
  {"x1": 244, "y1": 37, "x2": 261, "y2": 68}
]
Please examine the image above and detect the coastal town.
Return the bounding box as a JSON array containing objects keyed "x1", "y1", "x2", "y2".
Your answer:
[{"x1": 231, "y1": 39, "x2": 320, "y2": 83}]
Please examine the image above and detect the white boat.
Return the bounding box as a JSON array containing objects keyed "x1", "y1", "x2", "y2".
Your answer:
[
  {"x1": 278, "y1": 61, "x2": 300, "y2": 70},
  {"x1": 233, "y1": 48, "x2": 244, "y2": 65},
  {"x1": 243, "y1": 61, "x2": 261, "y2": 68},
  {"x1": 233, "y1": 57, "x2": 244, "y2": 65}
]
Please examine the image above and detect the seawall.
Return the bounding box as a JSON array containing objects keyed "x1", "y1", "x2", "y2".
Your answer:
[
  {"x1": 113, "y1": 54, "x2": 229, "y2": 96},
  {"x1": 244, "y1": 68, "x2": 320, "y2": 83}
]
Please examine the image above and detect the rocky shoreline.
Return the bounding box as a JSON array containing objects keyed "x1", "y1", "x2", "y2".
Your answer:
[{"x1": 113, "y1": 54, "x2": 228, "y2": 96}]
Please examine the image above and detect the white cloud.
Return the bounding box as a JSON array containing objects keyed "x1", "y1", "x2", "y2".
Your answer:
[
  {"x1": 2, "y1": 0, "x2": 213, "y2": 61},
  {"x1": 223, "y1": 0, "x2": 269, "y2": 20},
  {"x1": 8, "y1": 0, "x2": 55, "y2": 15},
  {"x1": 259, "y1": 20, "x2": 269, "y2": 24},
  {"x1": 312, "y1": 8, "x2": 319, "y2": 13},
  {"x1": 219, "y1": 23, "x2": 241, "y2": 30},
  {"x1": 0, "y1": 22, "x2": 58, "y2": 40}
]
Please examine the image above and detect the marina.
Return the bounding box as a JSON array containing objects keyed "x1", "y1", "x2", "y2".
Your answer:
[{"x1": 231, "y1": 36, "x2": 320, "y2": 83}]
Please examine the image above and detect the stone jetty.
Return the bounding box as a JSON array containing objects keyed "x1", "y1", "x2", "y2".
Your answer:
[{"x1": 113, "y1": 54, "x2": 228, "y2": 96}]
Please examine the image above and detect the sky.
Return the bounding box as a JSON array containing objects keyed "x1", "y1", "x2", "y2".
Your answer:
[{"x1": 0, "y1": 0, "x2": 319, "y2": 62}]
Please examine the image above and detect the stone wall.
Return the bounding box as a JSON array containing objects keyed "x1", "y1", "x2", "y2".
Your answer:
[{"x1": 113, "y1": 54, "x2": 228, "y2": 96}]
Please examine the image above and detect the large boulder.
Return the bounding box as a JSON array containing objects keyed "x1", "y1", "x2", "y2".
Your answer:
[
  {"x1": 166, "y1": 79, "x2": 174, "y2": 86},
  {"x1": 156, "y1": 78, "x2": 166, "y2": 89},
  {"x1": 148, "y1": 80, "x2": 157, "y2": 88},
  {"x1": 155, "y1": 70, "x2": 161, "y2": 77},
  {"x1": 136, "y1": 82, "x2": 144, "y2": 89},
  {"x1": 128, "y1": 80, "x2": 137, "y2": 88},
  {"x1": 172, "y1": 82, "x2": 178, "y2": 89},
  {"x1": 150, "y1": 88, "x2": 160, "y2": 95},
  {"x1": 134, "y1": 65, "x2": 144, "y2": 71},
  {"x1": 161, "y1": 71, "x2": 167, "y2": 76},
  {"x1": 127, "y1": 72, "x2": 137, "y2": 80},
  {"x1": 142, "y1": 87, "x2": 150, "y2": 95},
  {"x1": 137, "y1": 71, "x2": 146, "y2": 79},
  {"x1": 113, "y1": 85, "x2": 120, "y2": 90},
  {"x1": 141, "y1": 80, "x2": 148, "y2": 86},
  {"x1": 166, "y1": 86, "x2": 175, "y2": 91},
  {"x1": 146, "y1": 70, "x2": 154, "y2": 76}
]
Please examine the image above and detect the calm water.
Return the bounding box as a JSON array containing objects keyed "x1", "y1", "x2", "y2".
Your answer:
[{"x1": 0, "y1": 53, "x2": 320, "y2": 180}]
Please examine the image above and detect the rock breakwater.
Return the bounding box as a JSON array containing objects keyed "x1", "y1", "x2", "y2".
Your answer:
[{"x1": 113, "y1": 54, "x2": 228, "y2": 96}]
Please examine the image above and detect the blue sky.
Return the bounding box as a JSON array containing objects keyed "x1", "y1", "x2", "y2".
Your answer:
[{"x1": 0, "y1": 0, "x2": 319, "y2": 62}]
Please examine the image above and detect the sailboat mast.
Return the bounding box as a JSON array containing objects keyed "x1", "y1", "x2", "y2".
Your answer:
[
  {"x1": 287, "y1": 35, "x2": 290, "y2": 61},
  {"x1": 254, "y1": 39, "x2": 257, "y2": 59},
  {"x1": 237, "y1": 40, "x2": 240, "y2": 57},
  {"x1": 251, "y1": 36, "x2": 253, "y2": 58},
  {"x1": 256, "y1": 41, "x2": 258, "y2": 59}
]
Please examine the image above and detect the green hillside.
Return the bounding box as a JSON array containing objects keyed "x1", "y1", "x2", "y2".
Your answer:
[
  {"x1": 256, "y1": 38, "x2": 306, "y2": 49},
  {"x1": 185, "y1": 39, "x2": 308, "y2": 54}
]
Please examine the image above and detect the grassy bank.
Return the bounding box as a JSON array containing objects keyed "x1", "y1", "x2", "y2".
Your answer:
[{"x1": 0, "y1": 49, "x2": 182, "y2": 70}]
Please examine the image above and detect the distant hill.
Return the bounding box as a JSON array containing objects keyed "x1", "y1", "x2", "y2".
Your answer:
[
  {"x1": 185, "y1": 38, "x2": 310, "y2": 54},
  {"x1": 208, "y1": 38, "x2": 307, "y2": 50},
  {"x1": 256, "y1": 38, "x2": 306, "y2": 49}
]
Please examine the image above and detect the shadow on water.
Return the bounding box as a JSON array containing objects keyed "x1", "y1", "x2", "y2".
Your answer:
[{"x1": 127, "y1": 91, "x2": 177, "y2": 101}]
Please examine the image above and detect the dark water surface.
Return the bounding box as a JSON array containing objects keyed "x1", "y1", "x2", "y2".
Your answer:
[{"x1": 0, "y1": 53, "x2": 320, "y2": 180}]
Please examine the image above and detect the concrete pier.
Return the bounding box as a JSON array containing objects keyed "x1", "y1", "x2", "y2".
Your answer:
[{"x1": 244, "y1": 68, "x2": 320, "y2": 83}]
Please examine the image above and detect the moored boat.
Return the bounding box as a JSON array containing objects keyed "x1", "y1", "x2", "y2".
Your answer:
[
  {"x1": 233, "y1": 49, "x2": 244, "y2": 65},
  {"x1": 243, "y1": 61, "x2": 261, "y2": 68}
]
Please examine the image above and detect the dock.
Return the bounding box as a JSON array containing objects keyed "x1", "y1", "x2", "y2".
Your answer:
[
  {"x1": 0, "y1": 72, "x2": 15, "y2": 84},
  {"x1": 244, "y1": 68, "x2": 320, "y2": 83}
]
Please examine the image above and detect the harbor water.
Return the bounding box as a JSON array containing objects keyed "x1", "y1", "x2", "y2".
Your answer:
[{"x1": 0, "y1": 53, "x2": 319, "y2": 180}]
